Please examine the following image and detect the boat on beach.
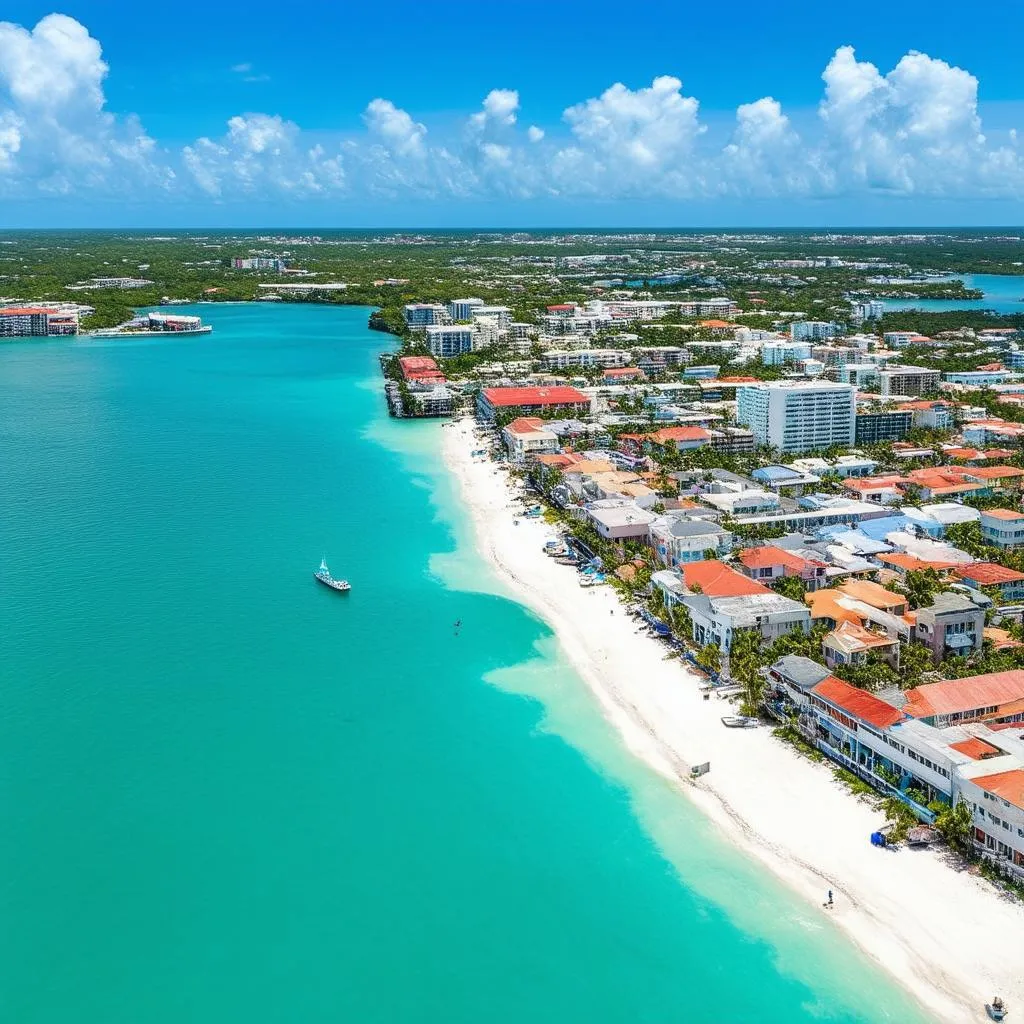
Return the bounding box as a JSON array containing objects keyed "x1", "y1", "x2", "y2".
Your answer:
[
  {"x1": 314, "y1": 558, "x2": 350, "y2": 592},
  {"x1": 987, "y1": 996, "x2": 1007, "y2": 1021},
  {"x1": 721, "y1": 715, "x2": 758, "y2": 728}
]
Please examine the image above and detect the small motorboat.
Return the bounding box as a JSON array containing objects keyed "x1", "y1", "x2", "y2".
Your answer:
[
  {"x1": 721, "y1": 716, "x2": 758, "y2": 728},
  {"x1": 987, "y1": 996, "x2": 1007, "y2": 1021},
  {"x1": 314, "y1": 558, "x2": 351, "y2": 592}
]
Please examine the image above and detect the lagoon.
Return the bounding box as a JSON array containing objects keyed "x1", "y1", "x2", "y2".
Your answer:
[{"x1": 876, "y1": 272, "x2": 1024, "y2": 315}]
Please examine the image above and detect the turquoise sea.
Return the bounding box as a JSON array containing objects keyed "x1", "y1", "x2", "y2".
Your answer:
[
  {"x1": 1, "y1": 304, "x2": 933, "y2": 1023},
  {"x1": 876, "y1": 272, "x2": 1024, "y2": 315}
]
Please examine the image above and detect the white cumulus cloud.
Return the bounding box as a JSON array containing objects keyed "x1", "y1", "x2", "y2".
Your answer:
[{"x1": 0, "y1": 17, "x2": 1023, "y2": 209}]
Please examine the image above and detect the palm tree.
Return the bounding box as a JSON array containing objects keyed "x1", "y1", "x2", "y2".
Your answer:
[{"x1": 696, "y1": 644, "x2": 721, "y2": 676}]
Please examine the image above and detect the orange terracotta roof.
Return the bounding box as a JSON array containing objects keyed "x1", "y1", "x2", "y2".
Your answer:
[
  {"x1": 825, "y1": 621, "x2": 898, "y2": 652},
  {"x1": 876, "y1": 553, "x2": 961, "y2": 573},
  {"x1": 738, "y1": 545, "x2": 823, "y2": 572},
  {"x1": 897, "y1": 400, "x2": 953, "y2": 410},
  {"x1": 837, "y1": 579, "x2": 908, "y2": 611},
  {"x1": 971, "y1": 769, "x2": 1024, "y2": 809},
  {"x1": 651, "y1": 426, "x2": 712, "y2": 443},
  {"x1": 954, "y1": 563, "x2": 1024, "y2": 585},
  {"x1": 963, "y1": 465, "x2": 1024, "y2": 481},
  {"x1": 985, "y1": 627, "x2": 1024, "y2": 651},
  {"x1": 982, "y1": 508, "x2": 1024, "y2": 521},
  {"x1": 805, "y1": 590, "x2": 865, "y2": 627},
  {"x1": 504, "y1": 416, "x2": 547, "y2": 435},
  {"x1": 482, "y1": 386, "x2": 589, "y2": 408},
  {"x1": 699, "y1": 319, "x2": 735, "y2": 328},
  {"x1": 904, "y1": 671, "x2": 1024, "y2": 719},
  {"x1": 535, "y1": 453, "x2": 577, "y2": 468},
  {"x1": 811, "y1": 677, "x2": 905, "y2": 730},
  {"x1": 680, "y1": 560, "x2": 772, "y2": 597},
  {"x1": 949, "y1": 737, "x2": 1003, "y2": 760}
]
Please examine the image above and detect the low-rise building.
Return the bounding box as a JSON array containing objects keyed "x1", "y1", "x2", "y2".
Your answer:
[
  {"x1": 822, "y1": 621, "x2": 901, "y2": 669},
  {"x1": 684, "y1": 591, "x2": 812, "y2": 651},
  {"x1": 737, "y1": 545, "x2": 828, "y2": 590},
  {"x1": 913, "y1": 593, "x2": 986, "y2": 662},
  {"x1": 904, "y1": 670, "x2": 1024, "y2": 727},
  {"x1": 501, "y1": 417, "x2": 560, "y2": 463},
  {"x1": 0, "y1": 306, "x2": 79, "y2": 337},
  {"x1": 954, "y1": 564, "x2": 1024, "y2": 604},
  {"x1": 476, "y1": 386, "x2": 590, "y2": 422},
  {"x1": 650, "y1": 516, "x2": 733, "y2": 567},
  {"x1": 581, "y1": 500, "x2": 657, "y2": 543},
  {"x1": 766, "y1": 655, "x2": 833, "y2": 708},
  {"x1": 980, "y1": 509, "x2": 1024, "y2": 549}
]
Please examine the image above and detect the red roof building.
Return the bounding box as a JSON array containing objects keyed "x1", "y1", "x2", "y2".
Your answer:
[
  {"x1": 738, "y1": 545, "x2": 827, "y2": 587},
  {"x1": 398, "y1": 355, "x2": 446, "y2": 383},
  {"x1": 476, "y1": 386, "x2": 589, "y2": 421},
  {"x1": 810, "y1": 676, "x2": 906, "y2": 731},
  {"x1": 904, "y1": 670, "x2": 1024, "y2": 725},
  {"x1": 678, "y1": 560, "x2": 772, "y2": 597}
]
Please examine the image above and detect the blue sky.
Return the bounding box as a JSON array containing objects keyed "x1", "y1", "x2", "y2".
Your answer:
[{"x1": 1, "y1": 1, "x2": 1024, "y2": 226}]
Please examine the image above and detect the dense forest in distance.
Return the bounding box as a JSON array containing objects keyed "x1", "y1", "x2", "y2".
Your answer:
[{"x1": 1, "y1": 228, "x2": 1021, "y2": 331}]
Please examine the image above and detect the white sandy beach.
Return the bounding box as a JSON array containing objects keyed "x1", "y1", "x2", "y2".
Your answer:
[{"x1": 441, "y1": 416, "x2": 1024, "y2": 1024}]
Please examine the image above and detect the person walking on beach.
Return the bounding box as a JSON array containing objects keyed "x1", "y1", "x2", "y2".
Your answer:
[{"x1": 826, "y1": 889, "x2": 834, "y2": 908}]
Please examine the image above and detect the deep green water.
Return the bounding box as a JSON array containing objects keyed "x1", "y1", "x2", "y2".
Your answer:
[{"x1": 0, "y1": 304, "x2": 932, "y2": 1023}]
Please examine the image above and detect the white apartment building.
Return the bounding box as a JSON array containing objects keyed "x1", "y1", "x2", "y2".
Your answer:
[
  {"x1": 540, "y1": 349, "x2": 632, "y2": 370},
  {"x1": 736, "y1": 381, "x2": 856, "y2": 453},
  {"x1": 425, "y1": 326, "x2": 474, "y2": 357},
  {"x1": 448, "y1": 298, "x2": 485, "y2": 321},
  {"x1": 762, "y1": 341, "x2": 812, "y2": 365},
  {"x1": 839, "y1": 363, "x2": 880, "y2": 388},
  {"x1": 791, "y1": 320, "x2": 840, "y2": 341},
  {"x1": 878, "y1": 365, "x2": 942, "y2": 397},
  {"x1": 471, "y1": 317, "x2": 506, "y2": 351},
  {"x1": 404, "y1": 303, "x2": 451, "y2": 329},
  {"x1": 850, "y1": 300, "x2": 885, "y2": 322},
  {"x1": 471, "y1": 305, "x2": 512, "y2": 328}
]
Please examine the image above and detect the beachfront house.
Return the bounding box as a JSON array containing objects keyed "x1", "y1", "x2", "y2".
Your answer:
[
  {"x1": 683, "y1": 591, "x2": 812, "y2": 652},
  {"x1": 580, "y1": 499, "x2": 657, "y2": 544},
  {"x1": 957, "y1": 758, "x2": 1024, "y2": 877},
  {"x1": 903, "y1": 670, "x2": 1024, "y2": 728},
  {"x1": 766, "y1": 654, "x2": 833, "y2": 709},
  {"x1": 649, "y1": 515, "x2": 733, "y2": 567},
  {"x1": 501, "y1": 417, "x2": 560, "y2": 463}
]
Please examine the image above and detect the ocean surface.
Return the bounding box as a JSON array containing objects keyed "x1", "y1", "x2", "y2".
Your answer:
[
  {"x1": 876, "y1": 272, "x2": 1024, "y2": 314},
  {"x1": 0, "y1": 303, "x2": 932, "y2": 1024}
]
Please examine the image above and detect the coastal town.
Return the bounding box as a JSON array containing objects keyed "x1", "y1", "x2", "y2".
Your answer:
[
  {"x1": 6, "y1": 226, "x2": 1024, "y2": 1020},
  {"x1": 383, "y1": 281, "x2": 1024, "y2": 895}
]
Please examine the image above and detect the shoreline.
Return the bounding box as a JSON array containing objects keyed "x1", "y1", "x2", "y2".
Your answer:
[{"x1": 440, "y1": 415, "x2": 1024, "y2": 1024}]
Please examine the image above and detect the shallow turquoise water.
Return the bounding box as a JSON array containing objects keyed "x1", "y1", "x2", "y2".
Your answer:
[
  {"x1": 877, "y1": 272, "x2": 1024, "y2": 314},
  {"x1": 0, "y1": 304, "x2": 932, "y2": 1023}
]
